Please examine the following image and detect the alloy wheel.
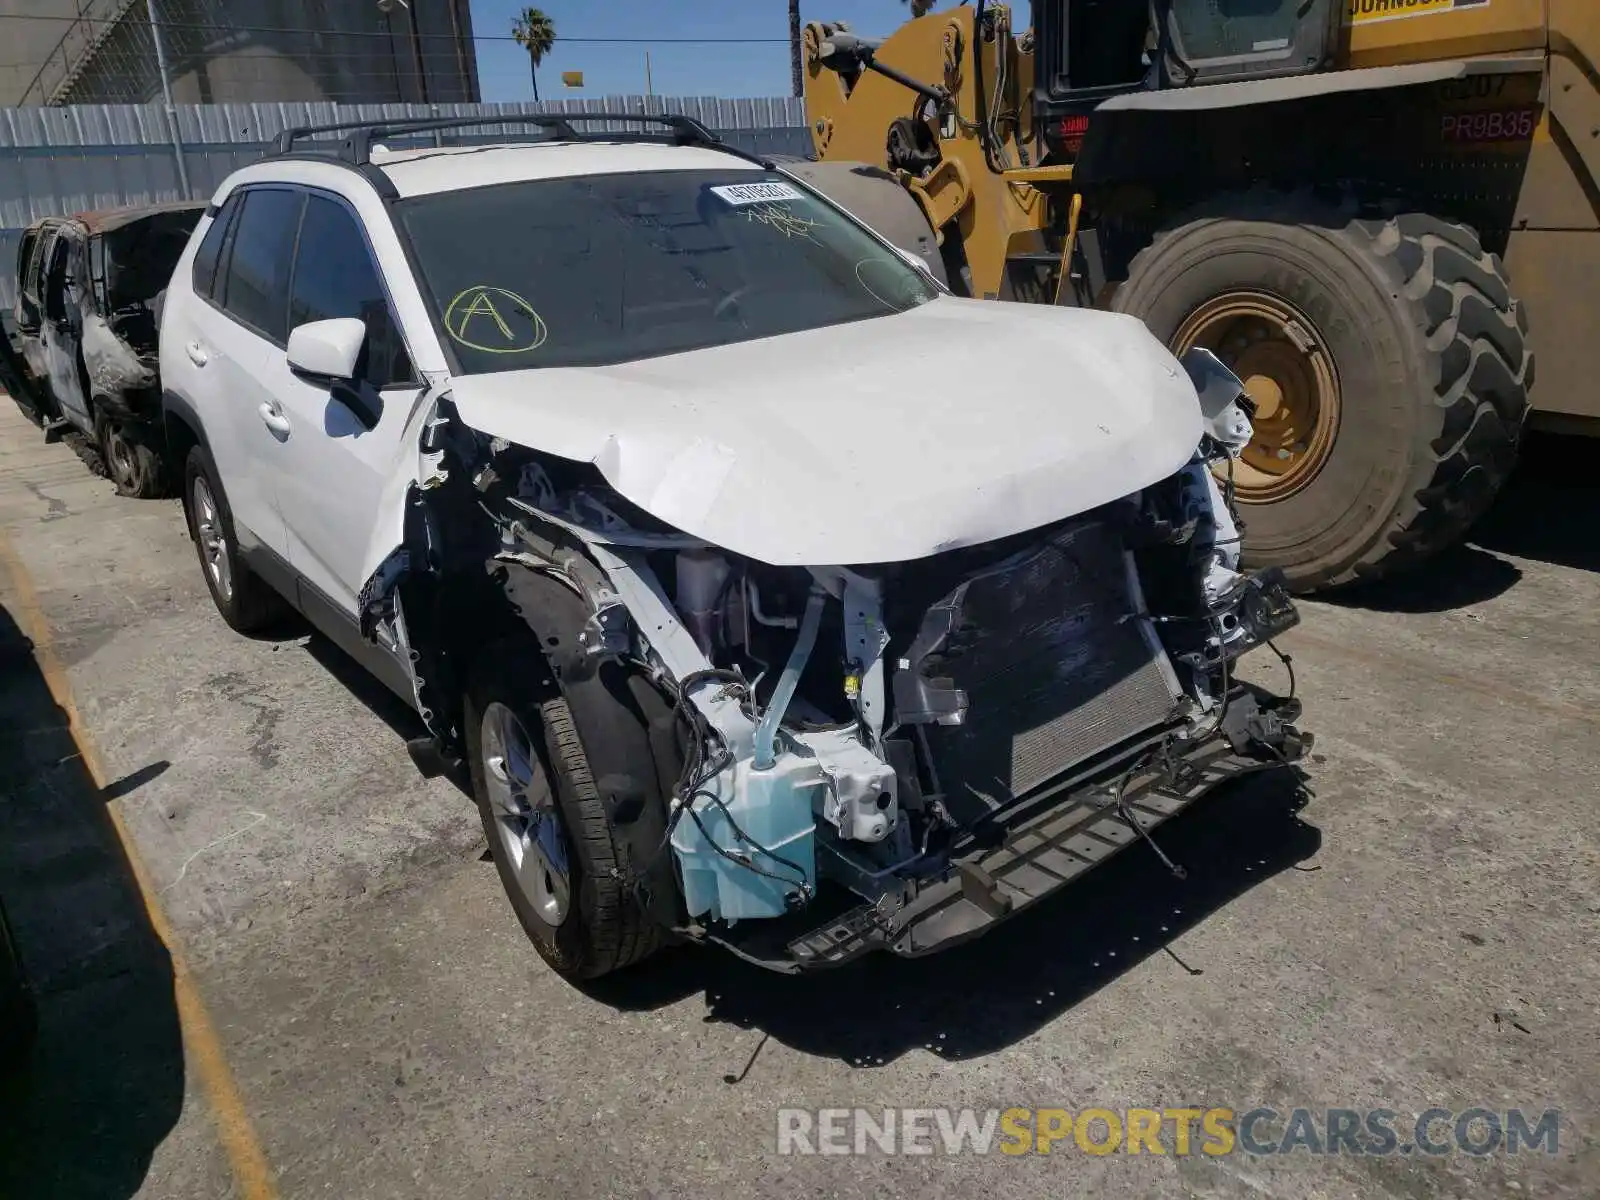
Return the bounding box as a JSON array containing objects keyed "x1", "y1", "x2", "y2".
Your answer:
[
  {"x1": 481, "y1": 701, "x2": 571, "y2": 927},
  {"x1": 191, "y1": 476, "x2": 232, "y2": 602}
]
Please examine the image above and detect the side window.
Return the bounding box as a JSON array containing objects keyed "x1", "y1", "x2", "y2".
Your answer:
[
  {"x1": 16, "y1": 231, "x2": 37, "y2": 293},
  {"x1": 22, "y1": 232, "x2": 49, "y2": 302},
  {"x1": 42, "y1": 239, "x2": 69, "y2": 323},
  {"x1": 16, "y1": 231, "x2": 39, "y2": 324},
  {"x1": 219, "y1": 187, "x2": 303, "y2": 344},
  {"x1": 191, "y1": 193, "x2": 241, "y2": 299},
  {"x1": 287, "y1": 195, "x2": 414, "y2": 388}
]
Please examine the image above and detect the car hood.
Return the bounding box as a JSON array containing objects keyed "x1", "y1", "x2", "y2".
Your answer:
[{"x1": 445, "y1": 295, "x2": 1204, "y2": 565}]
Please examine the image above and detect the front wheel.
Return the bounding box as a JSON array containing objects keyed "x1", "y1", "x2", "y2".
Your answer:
[
  {"x1": 464, "y1": 651, "x2": 665, "y2": 982},
  {"x1": 1115, "y1": 195, "x2": 1533, "y2": 591}
]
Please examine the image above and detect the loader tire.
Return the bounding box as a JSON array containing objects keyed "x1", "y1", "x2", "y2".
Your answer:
[{"x1": 1114, "y1": 195, "x2": 1533, "y2": 592}]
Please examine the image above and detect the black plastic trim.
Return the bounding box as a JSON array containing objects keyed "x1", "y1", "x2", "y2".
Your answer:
[
  {"x1": 159, "y1": 388, "x2": 207, "y2": 453},
  {"x1": 269, "y1": 112, "x2": 726, "y2": 163}
]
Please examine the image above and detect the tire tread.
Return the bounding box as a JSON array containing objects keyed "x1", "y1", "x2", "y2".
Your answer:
[
  {"x1": 1117, "y1": 190, "x2": 1533, "y2": 589},
  {"x1": 537, "y1": 696, "x2": 663, "y2": 977},
  {"x1": 1354, "y1": 212, "x2": 1533, "y2": 585},
  {"x1": 182, "y1": 444, "x2": 288, "y2": 633}
]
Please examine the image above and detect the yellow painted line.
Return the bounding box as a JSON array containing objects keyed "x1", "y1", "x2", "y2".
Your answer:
[{"x1": 0, "y1": 527, "x2": 279, "y2": 1200}]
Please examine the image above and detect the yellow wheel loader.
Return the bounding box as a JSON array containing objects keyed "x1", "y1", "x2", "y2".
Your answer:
[{"x1": 799, "y1": 0, "x2": 1597, "y2": 591}]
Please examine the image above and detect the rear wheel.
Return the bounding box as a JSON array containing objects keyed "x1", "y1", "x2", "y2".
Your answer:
[
  {"x1": 182, "y1": 444, "x2": 287, "y2": 634},
  {"x1": 97, "y1": 410, "x2": 170, "y2": 498},
  {"x1": 1115, "y1": 194, "x2": 1533, "y2": 591}
]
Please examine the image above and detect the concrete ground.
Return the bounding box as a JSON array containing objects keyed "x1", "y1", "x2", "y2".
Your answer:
[{"x1": 0, "y1": 394, "x2": 1595, "y2": 1199}]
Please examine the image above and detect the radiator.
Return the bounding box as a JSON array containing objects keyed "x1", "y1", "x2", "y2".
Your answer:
[{"x1": 901, "y1": 517, "x2": 1183, "y2": 820}]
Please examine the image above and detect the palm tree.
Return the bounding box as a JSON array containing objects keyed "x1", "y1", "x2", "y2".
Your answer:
[
  {"x1": 789, "y1": 0, "x2": 803, "y2": 96},
  {"x1": 903, "y1": 0, "x2": 937, "y2": 15},
  {"x1": 511, "y1": 7, "x2": 556, "y2": 102}
]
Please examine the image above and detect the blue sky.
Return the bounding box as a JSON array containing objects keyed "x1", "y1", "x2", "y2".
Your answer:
[{"x1": 469, "y1": 1, "x2": 1031, "y2": 101}]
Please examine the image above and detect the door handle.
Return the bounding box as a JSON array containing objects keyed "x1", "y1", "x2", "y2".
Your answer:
[
  {"x1": 185, "y1": 341, "x2": 208, "y2": 367},
  {"x1": 258, "y1": 403, "x2": 292, "y2": 437}
]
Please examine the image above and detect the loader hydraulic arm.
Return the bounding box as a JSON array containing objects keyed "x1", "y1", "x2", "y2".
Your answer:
[
  {"x1": 803, "y1": 8, "x2": 1061, "y2": 304},
  {"x1": 811, "y1": 28, "x2": 950, "y2": 108}
]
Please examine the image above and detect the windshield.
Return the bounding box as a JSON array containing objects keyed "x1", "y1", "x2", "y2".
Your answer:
[{"x1": 398, "y1": 168, "x2": 940, "y2": 373}]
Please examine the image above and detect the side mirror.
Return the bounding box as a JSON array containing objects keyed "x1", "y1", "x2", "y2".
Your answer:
[{"x1": 287, "y1": 317, "x2": 365, "y2": 382}]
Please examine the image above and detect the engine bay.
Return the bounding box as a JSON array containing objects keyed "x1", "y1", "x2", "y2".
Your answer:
[{"x1": 362, "y1": 349, "x2": 1311, "y2": 967}]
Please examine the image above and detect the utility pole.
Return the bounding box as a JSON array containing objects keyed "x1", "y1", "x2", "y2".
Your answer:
[
  {"x1": 645, "y1": 51, "x2": 653, "y2": 97},
  {"x1": 406, "y1": 0, "x2": 430, "y2": 103},
  {"x1": 444, "y1": 0, "x2": 470, "y2": 101},
  {"x1": 789, "y1": 0, "x2": 802, "y2": 97},
  {"x1": 145, "y1": 0, "x2": 190, "y2": 197}
]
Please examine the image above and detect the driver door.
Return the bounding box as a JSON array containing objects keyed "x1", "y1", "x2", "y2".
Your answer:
[{"x1": 38, "y1": 234, "x2": 91, "y2": 432}]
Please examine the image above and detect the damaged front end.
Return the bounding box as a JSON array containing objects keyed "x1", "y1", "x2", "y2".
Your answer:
[{"x1": 363, "y1": 350, "x2": 1310, "y2": 972}]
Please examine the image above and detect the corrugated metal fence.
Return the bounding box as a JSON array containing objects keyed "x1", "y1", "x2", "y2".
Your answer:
[{"x1": 1, "y1": 97, "x2": 811, "y2": 309}]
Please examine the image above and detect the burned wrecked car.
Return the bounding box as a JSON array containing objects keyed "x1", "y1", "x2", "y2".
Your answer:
[
  {"x1": 13, "y1": 202, "x2": 204, "y2": 495},
  {"x1": 161, "y1": 119, "x2": 1311, "y2": 981}
]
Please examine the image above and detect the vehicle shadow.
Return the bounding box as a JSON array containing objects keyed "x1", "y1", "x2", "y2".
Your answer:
[
  {"x1": 302, "y1": 631, "x2": 426, "y2": 742},
  {"x1": 0, "y1": 600, "x2": 186, "y2": 1199},
  {"x1": 591, "y1": 768, "x2": 1321, "y2": 1068},
  {"x1": 300, "y1": 631, "x2": 474, "y2": 796},
  {"x1": 1320, "y1": 541, "x2": 1524, "y2": 614},
  {"x1": 1320, "y1": 431, "x2": 1595, "y2": 613},
  {"x1": 1469, "y1": 430, "x2": 1600, "y2": 574}
]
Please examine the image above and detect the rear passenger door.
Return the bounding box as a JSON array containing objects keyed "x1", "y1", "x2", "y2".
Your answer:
[
  {"x1": 184, "y1": 186, "x2": 304, "y2": 560},
  {"x1": 269, "y1": 191, "x2": 424, "y2": 623}
]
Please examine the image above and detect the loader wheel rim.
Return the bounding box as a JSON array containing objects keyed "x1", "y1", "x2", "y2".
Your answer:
[{"x1": 1174, "y1": 291, "x2": 1341, "y2": 503}]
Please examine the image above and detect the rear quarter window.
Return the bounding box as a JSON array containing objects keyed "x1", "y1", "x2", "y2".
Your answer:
[
  {"x1": 218, "y1": 187, "x2": 303, "y2": 344},
  {"x1": 191, "y1": 195, "x2": 241, "y2": 300}
]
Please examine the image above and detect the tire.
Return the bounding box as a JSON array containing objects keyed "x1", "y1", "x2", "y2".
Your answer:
[
  {"x1": 97, "y1": 409, "x2": 170, "y2": 499},
  {"x1": 1114, "y1": 193, "x2": 1533, "y2": 591},
  {"x1": 464, "y1": 650, "x2": 664, "y2": 981},
  {"x1": 181, "y1": 444, "x2": 287, "y2": 634}
]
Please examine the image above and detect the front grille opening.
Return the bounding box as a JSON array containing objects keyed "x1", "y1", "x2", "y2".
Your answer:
[{"x1": 891, "y1": 516, "x2": 1182, "y2": 826}]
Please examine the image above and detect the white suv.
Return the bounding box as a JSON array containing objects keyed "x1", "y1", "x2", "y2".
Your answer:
[{"x1": 161, "y1": 114, "x2": 1310, "y2": 981}]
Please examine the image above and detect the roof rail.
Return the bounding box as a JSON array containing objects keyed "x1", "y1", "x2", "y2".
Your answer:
[{"x1": 268, "y1": 112, "x2": 729, "y2": 166}]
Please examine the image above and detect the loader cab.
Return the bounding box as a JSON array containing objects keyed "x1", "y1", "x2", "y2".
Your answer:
[{"x1": 1033, "y1": 0, "x2": 1343, "y2": 134}]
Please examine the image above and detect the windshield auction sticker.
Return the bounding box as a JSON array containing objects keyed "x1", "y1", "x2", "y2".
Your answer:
[
  {"x1": 1349, "y1": 0, "x2": 1489, "y2": 25},
  {"x1": 710, "y1": 181, "x2": 804, "y2": 206}
]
